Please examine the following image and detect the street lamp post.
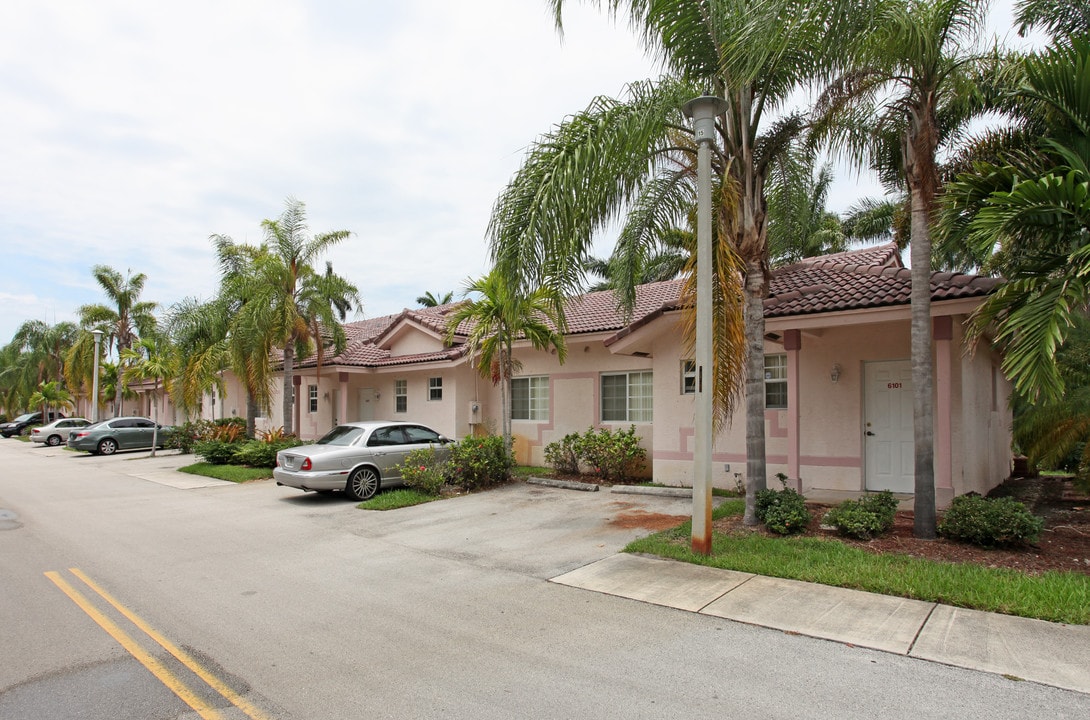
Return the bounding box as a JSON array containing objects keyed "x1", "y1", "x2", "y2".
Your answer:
[
  {"x1": 683, "y1": 95, "x2": 728, "y2": 555},
  {"x1": 91, "y1": 329, "x2": 103, "y2": 423}
]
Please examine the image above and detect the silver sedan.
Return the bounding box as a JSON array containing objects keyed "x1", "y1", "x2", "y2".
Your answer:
[{"x1": 274, "y1": 421, "x2": 453, "y2": 500}]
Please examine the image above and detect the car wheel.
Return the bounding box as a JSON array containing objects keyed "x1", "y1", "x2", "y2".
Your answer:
[
  {"x1": 346, "y1": 467, "x2": 380, "y2": 500},
  {"x1": 98, "y1": 438, "x2": 118, "y2": 456},
  {"x1": 47, "y1": 435, "x2": 62, "y2": 446}
]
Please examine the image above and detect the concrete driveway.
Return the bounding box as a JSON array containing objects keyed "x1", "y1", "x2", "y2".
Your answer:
[{"x1": 275, "y1": 479, "x2": 701, "y2": 578}]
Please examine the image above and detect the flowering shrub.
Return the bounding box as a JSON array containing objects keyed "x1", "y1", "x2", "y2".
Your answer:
[{"x1": 399, "y1": 447, "x2": 450, "y2": 495}]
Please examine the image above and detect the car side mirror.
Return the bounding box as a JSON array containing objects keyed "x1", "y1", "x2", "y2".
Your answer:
[{"x1": 439, "y1": 436, "x2": 453, "y2": 444}]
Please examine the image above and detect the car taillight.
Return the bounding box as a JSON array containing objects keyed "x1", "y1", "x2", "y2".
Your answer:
[
  {"x1": 75, "y1": 431, "x2": 89, "y2": 438},
  {"x1": 301, "y1": 458, "x2": 312, "y2": 471}
]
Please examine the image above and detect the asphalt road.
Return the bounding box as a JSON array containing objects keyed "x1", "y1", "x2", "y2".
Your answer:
[{"x1": 1, "y1": 440, "x2": 1088, "y2": 719}]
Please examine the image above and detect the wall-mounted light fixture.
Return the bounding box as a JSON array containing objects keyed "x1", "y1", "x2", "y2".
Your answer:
[
  {"x1": 323, "y1": 391, "x2": 330, "y2": 401},
  {"x1": 831, "y1": 363, "x2": 842, "y2": 384}
]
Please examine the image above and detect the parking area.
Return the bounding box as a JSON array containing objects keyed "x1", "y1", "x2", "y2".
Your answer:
[{"x1": 7, "y1": 438, "x2": 704, "y2": 578}]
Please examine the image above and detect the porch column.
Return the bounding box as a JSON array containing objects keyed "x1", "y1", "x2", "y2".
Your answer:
[
  {"x1": 338, "y1": 372, "x2": 349, "y2": 425},
  {"x1": 292, "y1": 375, "x2": 302, "y2": 436},
  {"x1": 933, "y1": 317, "x2": 953, "y2": 503},
  {"x1": 784, "y1": 329, "x2": 802, "y2": 490}
]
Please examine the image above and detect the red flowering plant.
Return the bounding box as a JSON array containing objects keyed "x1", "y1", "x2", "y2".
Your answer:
[{"x1": 397, "y1": 447, "x2": 450, "y2": 495}]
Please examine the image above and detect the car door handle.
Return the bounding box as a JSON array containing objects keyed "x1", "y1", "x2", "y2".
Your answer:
[{"x1": 866, "y1": 431, "x2": 876, "y2": 436}]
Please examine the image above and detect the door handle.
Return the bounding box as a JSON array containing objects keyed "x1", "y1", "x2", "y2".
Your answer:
[{"x1": 866, "y1": 431, "x2": 876, "y2": 436}]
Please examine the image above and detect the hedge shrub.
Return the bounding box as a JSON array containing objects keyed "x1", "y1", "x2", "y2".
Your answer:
[
  {"x1": 543, "y1": 426, "x2": 647, "y2": 482},
  {"x1": 938, "y1": 495, "x2": 1044, "y2": 547},
  {"x1": 823, "y1": 491, "x2": 899, "y2": 540},
  {"x1": 755, "y1": 486, "x2": 811, "y2": 535},
  {"x1": 448, "y1": 435, "x2": 512, "y2": 490}
]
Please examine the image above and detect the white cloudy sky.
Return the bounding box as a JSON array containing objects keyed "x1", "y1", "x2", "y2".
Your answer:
[{"x1": 0, "y1": 0, "x2": 1030, "y2": 343}]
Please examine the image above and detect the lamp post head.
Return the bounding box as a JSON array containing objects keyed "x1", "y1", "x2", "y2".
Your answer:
[
  {"x1": 683, "y1": 95, "x2": 728, "y2": 146},
  {"x1": 92, "y1": 329, "x2": 103, "y2": 343}
]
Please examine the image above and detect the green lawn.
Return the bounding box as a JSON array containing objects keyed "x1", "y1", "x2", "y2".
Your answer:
[
  {"x1": 178, "y1": 462, "x2": 273, "y2": 483},
  {"x1": 626, "y1": 500, "x2": 1090, "y2": 625},
  {"x1": 357, "y1": 488, "x2": 441, "y2": 510}
]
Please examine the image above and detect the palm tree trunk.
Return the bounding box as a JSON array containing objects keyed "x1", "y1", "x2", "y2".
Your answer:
[
  {"x1": 904, "y1": 107, "x2": 939, "y2": 538},
  {"x1": 743, "y1": 258, "x2": 768, "y2": 525},
  {"x1": 246, "y1": 393, "x2": 258, "y2": 439},
  {"x1": 909, "y1": 188, "x2": 936, "y2": 538},
  {"x1": 500, "y1": 347, "x2": 512, "y2": 452},
  {"x1": 282, "y1": 344, "x2": 294, "y2": 436}
]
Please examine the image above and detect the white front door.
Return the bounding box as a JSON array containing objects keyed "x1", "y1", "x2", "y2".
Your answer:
[
  {"x1": 864, "y1": 360, "x2": 914, "y2": 493},
  {"x1": 357, "y1": 388, "x2": 377, "y2": 422}
]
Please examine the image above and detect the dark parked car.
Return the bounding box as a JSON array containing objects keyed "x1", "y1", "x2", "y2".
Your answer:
[
  {"x1": 274, "y1": 421, "x2": 453, "y2": 500},
  {"x1": 67, "y1": 416, "x2": 173, "y2": 455},
  {"x1": 1, "y1": 411, "x2": 64, "y2": 438}
]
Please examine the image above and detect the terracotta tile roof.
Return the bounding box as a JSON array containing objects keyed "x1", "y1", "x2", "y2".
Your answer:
[
  {"x1": 764, "y1": 243, "x2": 1001, "y2": 318},
  {"x1": 289, "y1": 244, "x2": 1000, "y2": 370},
  {"x1": 561, "y1": 280, "x2": 685, "y2": 335}
]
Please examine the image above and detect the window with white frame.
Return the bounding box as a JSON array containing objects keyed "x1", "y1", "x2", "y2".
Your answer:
[
  {"x1": 428, "y1": 377, "x2": 443, "y2": 401},
  {"x1": 601, "y1": 371, "x2": 653, "y2": 422},
  {"x1": 511, "y1": 376, "x2": 549, "y2": 420},
  {"x1": 395, "y1": 379, "x2": 407, "y2": 413},
  {"x1": 681, "y1": 360, "x2": 696, "y2": 395},
  {"x1": 308, "y1": 384, "x2": 319, "y2": 413},
  {"x1": 765, "y1": 354, "x2": 787, "y2": 409}
]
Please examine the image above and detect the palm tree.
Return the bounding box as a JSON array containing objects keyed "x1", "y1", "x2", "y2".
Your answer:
[
  {"x1": 28, "y1": 381, "x2": 74, "y2": 423},
  {"x1": 445, "y1": 270, "x2": 568, "y2": 451},
  {"x1": 77, "y1": 265, "x2": 158, "y2": 358},
  {"x1": 1010, "y1": 313, "x2": 1090, "y2": 484},
  {"x1": 1, "y1": 321, "x2": 79, "y2": 416},
  {"x1": 941, "y1": 15, "x2": 1090, "y2": 405},
  {"x1": 76, "y1": 265, "x2": 158, "y2": 417},
  {"x1": 214, "y1": 198, "x2": 361, "y2": 435},
  {"x1": 416, "y1": 291, "x2": 455, "y2": 307},
  {"x1": 121, "y1": 337, "x2": 177, "y2": 457},
  {"x1": 766, "y1": 149, "x2": 847, "y2": 266},
  {"x1": 585, "y1": 228, "x2": 691, "y2": 291},
  {"x1": 814, "y1": 0, "x2": 995, "y2": 537},
  {"x1": 489, "y1": 0, "x2": 852, "y2": 524}
]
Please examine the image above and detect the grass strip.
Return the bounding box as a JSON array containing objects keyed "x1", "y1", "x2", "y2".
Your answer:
[
  {"x1": 358, "y1": 488, "x2": 440, "y2": 510},
  {"x1": 178, "y1": 462, "x2": 272, "y2": 483},
  {"x1": 627, "y1": 500, "x2": 1090, "y2": 625}
]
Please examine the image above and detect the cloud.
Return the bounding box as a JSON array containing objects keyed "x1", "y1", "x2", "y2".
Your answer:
[{"x1": 0, "y1": 0, "x2": 1025, "y2": 343}]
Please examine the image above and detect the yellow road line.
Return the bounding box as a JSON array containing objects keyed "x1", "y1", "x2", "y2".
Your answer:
[
  {"x1": 68, "y1": 567, "x2": 273, "y2": 720},
  {"x1": 44, "y1": 571, "x2": 226, "y2": 720}
]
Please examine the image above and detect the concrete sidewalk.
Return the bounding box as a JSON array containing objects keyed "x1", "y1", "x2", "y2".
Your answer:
[{"x1": 552, "y1": 553, "x2": 1090, "y2": 695}]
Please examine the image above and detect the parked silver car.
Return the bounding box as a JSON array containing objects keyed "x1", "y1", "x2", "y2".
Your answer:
[
  {"x1": 31, "y1": 417, "x2": 91, "y2": 446},
  {"x1": 274, "y1": 421, "x2": 453, "y2": 500}
]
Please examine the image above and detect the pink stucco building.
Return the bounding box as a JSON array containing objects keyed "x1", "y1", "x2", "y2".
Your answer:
[{"x1": 139, "y1": 244, "x2": 1012, "y2": 506}]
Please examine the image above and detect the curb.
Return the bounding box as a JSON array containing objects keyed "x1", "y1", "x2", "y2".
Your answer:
[
  {"x1": 526, "y1": 476, "x2": 600, "y2": 492},
  {"x1": 611, "y1": 485, "x2": 692, "y2": 498}
]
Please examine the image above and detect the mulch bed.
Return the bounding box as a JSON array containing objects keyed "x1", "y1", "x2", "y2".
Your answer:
[
  {"x1": 713, "y1": 475, "x2": 1090, "y2": 577},
  {"x1": 553, "y1": 471, "x2": 1090, "y2": 576}
]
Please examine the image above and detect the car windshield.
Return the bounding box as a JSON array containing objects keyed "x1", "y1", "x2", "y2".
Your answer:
[
  {"x1": 316, "y1": 425, "x2": 366, "y2": 446},
  {"x1": 13, "y1": 413, "x2": 35, "y2": 422}
]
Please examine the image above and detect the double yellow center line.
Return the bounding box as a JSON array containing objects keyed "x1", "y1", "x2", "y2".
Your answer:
[{"x1": 44, "y1": 568, "x2": 272, "y2": 720}]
